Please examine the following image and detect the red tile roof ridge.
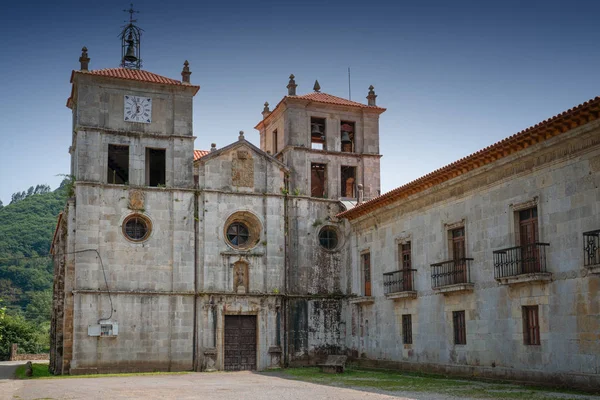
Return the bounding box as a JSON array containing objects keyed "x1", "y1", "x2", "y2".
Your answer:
[
  {"x1": 68, "y1": 67, "x2": 200, "y2": 108},
  {"x1": 76, "y1": 67, "x2": 184, "y2": 85},
  {"x1": 338, "y1": 95, "x2": 600, "y2": 220},
  {"x1": 291, "y1": 92, "x2": 386, "y2": 110},
  {"x1": 194, "y1": 149, "x2": 209, "y2": 161},
  {"x1": 255, "y1": 91, "x2": 386, "y2": 130}
]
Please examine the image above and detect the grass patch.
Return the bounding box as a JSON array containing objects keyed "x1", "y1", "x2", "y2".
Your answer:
[
  {"x1": 276, "y1": 367, "x2": 597, "y2": 400},
  {"x1": 15, "y1": 363, "x2": 190, "y2": 380}
]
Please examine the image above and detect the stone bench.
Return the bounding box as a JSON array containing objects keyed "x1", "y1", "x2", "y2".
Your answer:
[{"x1": 319, "y1": 355, "x2": 347, "y2": 374}]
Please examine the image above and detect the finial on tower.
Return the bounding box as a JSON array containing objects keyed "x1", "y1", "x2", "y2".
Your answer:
[
  {"x1": 313, "y1": 80, "x2": 321, "y2": 92},
  {"x1": 211, "y1": 143, "x2": 217, "y2": 152},
  {"x1": 287, "y1": 74, "x2": 297, "y2": 96},
  {"x1": 79, "y1": 47, "x2": 90, "y2": 71},
  {"x1": 181, "y1": 60, "x2": 191, "y2": 84},
  {"x1": 119, "y1": 4, "x2": 143, "y2": 69},
  {"x1": 262, "y1": 102, "x2": 271, "y2": 118},
  {"x1": 238, "y1": 131, "x2": 245, "y2": 141},
  {"x1": 367, "y1": 85, "x2": 377, "y2": 106}
]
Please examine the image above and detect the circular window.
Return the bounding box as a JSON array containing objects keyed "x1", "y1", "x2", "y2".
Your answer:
[
  {"x1": 122, "y1": 214, "x2": 151, "y2": 242},
  {"x1": 223, "y1": 211, "x2": 262, "y2": 250},
  {"x1": 227, "y1": 222, "x2": 250, "y2": 247},
  {"x1": 319, "y1": 226, "x2": 339, "y2": 250}
]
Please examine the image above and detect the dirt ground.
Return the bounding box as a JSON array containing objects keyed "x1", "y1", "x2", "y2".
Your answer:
[
  {"x1": 1, "y1": 370, "x2": 406, "y2": 400},
  {"x1": 1, "y1": 363, "x2": 598, "y2": 400}
]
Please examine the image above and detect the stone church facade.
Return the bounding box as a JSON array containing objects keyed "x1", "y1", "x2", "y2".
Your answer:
[{"x1": 50, "y1": 44, "x2": 599, "y2": 388}]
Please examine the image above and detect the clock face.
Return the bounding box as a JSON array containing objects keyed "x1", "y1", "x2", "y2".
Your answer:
[{"x1": 124, "y1": 95, "x2": 152, "y2": 123}]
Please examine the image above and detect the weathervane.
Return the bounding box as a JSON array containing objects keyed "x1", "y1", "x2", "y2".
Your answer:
[{"x1": 119, "y1": 3, "x2": 143, "y2": 69}]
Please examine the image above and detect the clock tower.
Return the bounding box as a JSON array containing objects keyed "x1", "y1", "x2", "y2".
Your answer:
[{"x1": 51, "y1": 13, "x2": 200, "y2": 373}]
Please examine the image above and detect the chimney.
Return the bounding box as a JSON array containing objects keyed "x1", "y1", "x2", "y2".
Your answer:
[
  {"x1": 79, "y1": 47, "x2": 90, "y2": 71},
  {"x1": 262, "y1": 102, "x2": 271, "y2": 119},
  {"x1": 367, "y1": 85, "x2": 377, "y2": 106},
  {"x1": 181, "y1": 60, "x2": 191, "y2": 84},
  {"x1": 287, "y1": 74, "x2": 297, "y2": 96}
]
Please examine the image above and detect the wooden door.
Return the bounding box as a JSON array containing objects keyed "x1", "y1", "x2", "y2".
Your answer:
[
  {"x1": 224, "y1": 315, "x2": 257, "y2": 371},
  {"x1": 362, "y1": 253, "x2": 371, "y2": 296},
  {"x1": 451, "y1": 228, "x2": 466, "y2": 284},
  {"x1": 401, "y1": 243, "x2": 413, "y2": 291},
  {"x1": 519, "y1": 208, "x2": 539, "y2": 273}
]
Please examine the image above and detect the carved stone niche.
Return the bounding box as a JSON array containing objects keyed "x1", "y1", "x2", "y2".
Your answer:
[
  {"x1": 232, "y1": 150, "x2": 254, "y2": 188},
  {"x1": 233, "y1": 260, "x2": 249, "y2": 294},
  {"x1": 128, "y1": 189, "x2": 145, "y2": 211}
]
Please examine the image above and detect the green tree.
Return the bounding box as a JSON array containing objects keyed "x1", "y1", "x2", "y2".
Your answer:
[
  {"x1": 0, "y1": 312, "x2": 45, "y2": 360},
  {"x1": 0, "y1": 300, "x2": 5, "y2": 342}
]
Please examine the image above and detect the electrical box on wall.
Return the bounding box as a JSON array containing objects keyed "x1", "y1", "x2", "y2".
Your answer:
[{"x1": 88, "y1": 322, "x2": 119, "y2": 337}]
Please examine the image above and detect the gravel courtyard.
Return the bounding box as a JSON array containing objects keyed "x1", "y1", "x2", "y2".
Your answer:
[
  {"x1": 0, "y1": 370, "x2": 405, "y2": 400},
  {"x1": 1, "y1": 366, "x2": 598, "y2": 400}
]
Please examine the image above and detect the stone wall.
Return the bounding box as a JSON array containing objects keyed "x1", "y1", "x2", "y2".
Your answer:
[{"x1": 344, "y1": 122, "x2": 600, "y2": 388}]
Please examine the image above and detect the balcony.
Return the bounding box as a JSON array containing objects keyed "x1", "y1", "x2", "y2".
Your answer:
[
  {"x1": 383, "y1": 269, "x2": 417, "y2": 300},
  {"x1": 493, "y1": 243, "x2": 551, "y2": 285},
  {"x1": 430, "y1": 258, "x2": 474, "y2": 294},
  {"x1": 583, "y1": 230, "x2": 600, "y2": 274}
]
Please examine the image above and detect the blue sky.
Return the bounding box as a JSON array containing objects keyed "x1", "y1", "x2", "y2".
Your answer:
[{"x1": 1, "y1": 0, "x2": 599, "y2": 204}]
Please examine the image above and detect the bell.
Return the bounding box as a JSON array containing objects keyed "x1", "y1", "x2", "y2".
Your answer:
[
  {"x1": 311, "y1": 122, "x2": 323, "y2": 138},
  {"x1": 124, "y1": 40, "x2": 137, "y2": 62},
  {"x1": 341, "y1": 130, "x2": 351, "y2": 144}
]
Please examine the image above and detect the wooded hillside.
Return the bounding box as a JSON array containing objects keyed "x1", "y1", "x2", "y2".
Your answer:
[{"x1": 0, "y1": 181, "x2": 67, "y2": 359}]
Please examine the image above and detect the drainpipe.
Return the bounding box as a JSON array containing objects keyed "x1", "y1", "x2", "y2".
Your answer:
[
  {"x1": 283, "y1": 174, "x2": 290, "y2": 367},
  {"x1": 192, "y1": 188, "x2": 199, "y2": 370}
]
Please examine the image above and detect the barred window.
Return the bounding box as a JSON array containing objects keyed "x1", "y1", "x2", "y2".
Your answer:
[
  {"x1": 402, "y1": 314, "x2": 412, "y2": 344},
  {"x1": 453, "y1": 311, "x2": 466, "y2": 345},
  {"x1": 122, "y1": 214, "x2": 151, "y2": 242}
]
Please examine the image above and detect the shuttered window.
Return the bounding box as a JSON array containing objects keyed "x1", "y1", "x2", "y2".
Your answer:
[{"x1": 523, "y1": 306, "x2": 540, "y2": 345}]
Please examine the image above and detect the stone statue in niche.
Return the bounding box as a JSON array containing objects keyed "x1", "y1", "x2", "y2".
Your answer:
[
  {"x1": 233, "y1": 261, "x2": 249, "y2": 294},
  {"x1": 232, "y1": 150, "x2": 254, "y2": 187}
]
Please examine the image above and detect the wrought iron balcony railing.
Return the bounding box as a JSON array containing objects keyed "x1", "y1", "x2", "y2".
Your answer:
[
  {"x1": 493, "y1": 243, "x2": 550, "y2": 279},
  {"x1": 383, "y1": 269, "x2": 417, "y2": 295},
  {"x1": 430, "y1": 258, "x2": 473, "y2": 289},
  {"x1": 583, "y1": 230, "x2": 600, "y2": 267}
]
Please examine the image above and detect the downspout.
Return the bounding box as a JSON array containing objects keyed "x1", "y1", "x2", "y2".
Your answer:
[
  {"x1": 192, "y1": 187, "x2": 199, "y2": 370},
  {"x1": 283, "y1": 170, "x2": 290, "y2": 367}
]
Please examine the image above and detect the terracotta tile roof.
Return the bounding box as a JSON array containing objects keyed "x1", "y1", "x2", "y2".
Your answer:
[
  {"x1": 194, "y1": 149, "x2": 209, "y2": 161},
  {"x1": 78, "y1": 68, "x2": 185, "y2": 85},
  {"x1": 255, "y1": 91, "x2": 386, "y2": 130},
  {"x1": 293, "y1": 92, "x2": 386, "y2": 111},
  {"x1": 67, "y1": 67, "x2": 200, "y2": 107},
  {"x1": 338, "y1": 96, "x2": 600, "y2": 220}
]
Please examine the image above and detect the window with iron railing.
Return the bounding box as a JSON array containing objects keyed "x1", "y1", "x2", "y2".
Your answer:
[
  {"x1": 383, "y1": 269, "x2": 416, "y2": 294},
  {"x1": 493, "y1": 206, "x2": 550, "y2": 279},
  {"x1": 430, "y1": 258, "x2": 473, "y2": 288},
  {"x1": 583, "y1": 230, "x2": 600, "y2": 267},
  {"x1": 493, "y1": 243, "x2": 549, "y2": 278}
]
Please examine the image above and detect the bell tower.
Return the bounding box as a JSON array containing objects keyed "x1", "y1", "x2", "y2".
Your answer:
[
  {"x1": 255, "y1": 75, "x2": 386, "y2": 201},
  {"x1": 120, "y1": 4, "x2": 142, "y2": 69}
]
